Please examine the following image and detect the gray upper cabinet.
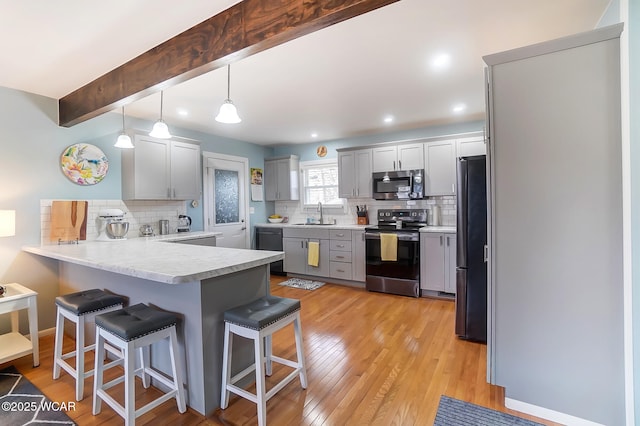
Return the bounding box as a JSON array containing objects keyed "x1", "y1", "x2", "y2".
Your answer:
[
  {"x1": 264, "y1": 155, "x2": 299, "y2": 201},
  {"x1": 424, "y1": 140, "x2": 456, "y2": 196},
  {"x1": 372, "y1": 143, "x2": 424, "y2": 172},
  {"x1": 122, "y1": 135, "x2": 201, "y2": 200},
  {"x1": 338, "y1": 149, "x2": 372, "y2": 198},
  {"x1": 456, "y1": 136, "x2": 486, "y2": 157}
]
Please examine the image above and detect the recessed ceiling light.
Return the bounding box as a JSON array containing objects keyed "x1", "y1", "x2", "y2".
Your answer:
[
  {"x1": 383, "y1": 115, "x2": 394, "y2": 124},
  {"x1": 431, "y1": 53, "x2": 451, "y2": 71},
  {"x1": 177, "y1": 108, "x2": 188, "y2": 116},
  {"x1": 452, "y1": 103, "x2": 467, "y2": 113},
  {"x1": 311, "y1": 132, "x2": 318, "y2": 138}
]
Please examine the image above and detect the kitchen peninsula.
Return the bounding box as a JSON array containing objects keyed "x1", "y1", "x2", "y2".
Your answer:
[{"x1": 23, "y1": 235, "x2": 284, "y2": 416}]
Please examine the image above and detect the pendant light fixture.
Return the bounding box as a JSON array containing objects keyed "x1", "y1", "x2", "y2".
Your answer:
[
  {"x1": 149, "y1": 91, "x2": 172, "y2": 138},
  {"x1": 114, "y1": 106, "x2": 134, "y2": 149},
  {"x1": 215, "y1": 65, "x2": 241, "y2": 124}
]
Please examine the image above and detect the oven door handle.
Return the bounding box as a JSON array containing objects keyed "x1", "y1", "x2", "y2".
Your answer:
[{"x1": 365, "y1": 232, "x2": 419, "y2": 242}]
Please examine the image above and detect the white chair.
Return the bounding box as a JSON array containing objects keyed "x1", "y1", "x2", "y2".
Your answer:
[
  {"x1": 220, "y1": 296, "x2": 307, "y2": 426},
  {"x1": 92, "y1": 303, "x2": 186, "y2": 426},
  {"x1": 53, "y1": 289, "x2": 125, "y2": 401}
]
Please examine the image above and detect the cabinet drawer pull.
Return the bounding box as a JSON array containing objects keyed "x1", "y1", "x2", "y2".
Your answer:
[
  {"x1": 337, "y1": 244, "x2": 345, "y2": 248},
  {"x1": 336, "y1": 233, "x2": 344, "y2": 237},
  {"x1": 336, "y1": 256, "x2": 345, "y2": 259},
  {"x1": 337, "y1": 269, "x2": 345, "y2": 273}
]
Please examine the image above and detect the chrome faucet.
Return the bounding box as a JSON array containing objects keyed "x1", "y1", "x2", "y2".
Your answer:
[{"x1": 317, "y1": 201, "x2": 324, "y2": 224}]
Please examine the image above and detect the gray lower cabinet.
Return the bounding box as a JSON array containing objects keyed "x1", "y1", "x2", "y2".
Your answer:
[
  {"x1": 329, "y1": 229, "x2": 352, "y2": 280},
  {"x1": 351, "y1": 230, "x2": 365, "y2": 282},
  {"x1": 420, "y1": 232, "x2": 456, "y2": 294},
  {"x1": 282, "y1": 227, "x2": 365, "y2": 282},
  {"x1": 283, "y1": 228, "x2": 330, "y2": 277}
]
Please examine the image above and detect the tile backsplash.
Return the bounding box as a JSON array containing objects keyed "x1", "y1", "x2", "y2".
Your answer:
[
  {"x1": 40, "y1": 199, "x2": 187, "y2": 244},
  {"x1": 274, "y1": 196, "x2": 456, "y2": 227}
]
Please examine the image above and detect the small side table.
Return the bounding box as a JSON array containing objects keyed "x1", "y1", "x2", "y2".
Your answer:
[{"x1": 0, "y1": 283, "x2": 39, "y2": 367}]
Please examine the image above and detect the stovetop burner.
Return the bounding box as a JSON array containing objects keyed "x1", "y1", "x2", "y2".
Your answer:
[{"x1": 366, "y1": 209, "x2": 427, "y2": 233}]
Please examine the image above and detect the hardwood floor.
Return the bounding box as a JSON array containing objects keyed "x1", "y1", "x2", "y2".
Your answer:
[{"x1": 6, "y1": 275, "x2": 558, "y2": 425}]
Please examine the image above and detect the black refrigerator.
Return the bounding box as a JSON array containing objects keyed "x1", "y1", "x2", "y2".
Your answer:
[{"x1": 455, "y1": 155, "x2": 487, "y2": 343}]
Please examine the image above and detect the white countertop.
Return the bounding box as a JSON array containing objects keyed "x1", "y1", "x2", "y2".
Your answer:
[
  {"x1": 255, "y1": 223, "x2": 369, "y2": 230},
  {"x1": 419, "y1": 226, "x2": 457, "y2": 233},
  {"x1": 256, "y1": 223, "x2": 455, "y2": 233},
  {"x1": 22, "y1": 231, "x2": 284, "y2": 285}
]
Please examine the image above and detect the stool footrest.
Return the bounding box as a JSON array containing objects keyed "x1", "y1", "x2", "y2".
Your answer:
[
  {"x1": 230, "y1": 364, "x2": 257, "y2": 385},
  {"x1": 265, "y1": 369, "x2": 302, "y2": 401}
]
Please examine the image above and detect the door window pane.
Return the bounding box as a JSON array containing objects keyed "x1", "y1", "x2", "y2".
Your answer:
[{"x1": 215, "y1": 169, "x2": 239, "y2": 223}]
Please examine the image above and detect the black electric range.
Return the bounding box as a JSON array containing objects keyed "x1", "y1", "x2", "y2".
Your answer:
[{"x1": 364, "y1": 209, "x2": 427, "y2": 297}]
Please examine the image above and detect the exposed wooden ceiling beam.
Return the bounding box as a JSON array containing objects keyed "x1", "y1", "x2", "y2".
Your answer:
[{"x1": 58, "y1": 0, "x2": 399, "y2": 127}]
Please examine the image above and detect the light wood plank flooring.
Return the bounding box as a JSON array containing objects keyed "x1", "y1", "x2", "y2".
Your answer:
[{"x1": 5, "y1": 275, "x2": 558, "y2": 425}]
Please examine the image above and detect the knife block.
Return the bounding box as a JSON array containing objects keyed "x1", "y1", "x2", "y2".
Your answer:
[{"x1": 357, "y1": 216, "x2": 368, "y2": 225}]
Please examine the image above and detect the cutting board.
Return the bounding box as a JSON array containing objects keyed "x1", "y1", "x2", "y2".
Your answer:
[{"x1": 50, "y1": 201, "x2": 88, "y2": 242}]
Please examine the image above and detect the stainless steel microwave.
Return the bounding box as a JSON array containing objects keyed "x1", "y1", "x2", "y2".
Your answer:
[{"x1": 372, "y1": 169, "x2": 424, "y2": 200}]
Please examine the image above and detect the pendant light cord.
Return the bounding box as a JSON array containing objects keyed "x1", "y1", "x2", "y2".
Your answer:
[
  {"x1": 160, "y1": 91, "x2": 164, "y2": 120},
  {"x1": 121, "y1": 106, "x2": 126, "y2": 130},
  {"x1": 227, "y1": 65, "x2": 231, "y2": 99}
]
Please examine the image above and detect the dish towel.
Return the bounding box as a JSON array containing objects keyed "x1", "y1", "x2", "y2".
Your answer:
[
  {"x1": 307, "y1": 241, "x2": 320, "y2": 267},
  {"x1": 380, "y1": 233, "x2": 398, "y2": 261}
]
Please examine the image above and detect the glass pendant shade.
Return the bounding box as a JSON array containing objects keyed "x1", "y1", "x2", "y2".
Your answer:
[
  {"x1": 115, "y1": 133, "x2": 134, "y2": 148},
  {"x1": 114, "y1": 106, "x2": 134, "y2": 148},
  {"x1": 215, "y1": 65, "x2": 241, "y2": 124},
  {"x1": 215, "y1": 100, "x2": 241, "y2": 124},
  {"x1": 149, "y1": 91, "x2": 171, "y2": 138},
  {"x1": 149, "y1": 120, "x2": 172, "y2": 138}
]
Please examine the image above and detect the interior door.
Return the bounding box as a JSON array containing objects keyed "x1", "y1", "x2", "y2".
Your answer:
[{"x1": 204, "y1": 153, "x2": 250, "y2": 249}]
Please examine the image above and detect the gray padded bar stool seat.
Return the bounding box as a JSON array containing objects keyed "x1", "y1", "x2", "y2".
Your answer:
[
  {"x1": 220, "y1": 296, "x2": 307, "y2": 426},
  {"x1": 53, "y1": 289, "x2": 125, "y2": 401},
  {"x1": 92, "y1": 304, "x2": 186, "y2": 426}
]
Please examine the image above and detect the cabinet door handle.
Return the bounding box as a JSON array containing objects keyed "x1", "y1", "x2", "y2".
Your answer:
[
  {"x1": 398, "y1": 160, "x2": 401, "y2": 170},
  {"x1": 362, "y1": 233, "x2": 365, "y2": 241},
  {"x1": 393, "y1": 160, "x2": 396, "y2": 170},
  {"x1": 452, "y1": 184, "x2": 455, "y2": 193},
  {"x1": 440, "y1": 235, "x2": 443, "y2": 246},
  {"x1": 301, "y1": 241, "x2": 304, "y2": 249},
  {"x1": 173, "y1": 188, "x2": 176, "y2": 198},
  {"x1": 167, "y1": 188, "x2": 171, "y2": 198},
  {"x1": 446, "y1": 236, "x2": 449, "y2": 246}
]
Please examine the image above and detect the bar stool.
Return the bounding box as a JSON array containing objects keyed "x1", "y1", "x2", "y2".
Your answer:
[
  {"x1": 53, "y1": 289, "x2": 125, "y2": 401},
  {"x1": 92, "y1": 303, "x2": 186, "y2": 425},
  {"x1": 220, "y1": 296, "x2": 307, "y2": 426}
]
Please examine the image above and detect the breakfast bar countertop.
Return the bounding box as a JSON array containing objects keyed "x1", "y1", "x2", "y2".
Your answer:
[{"x1": 22, "y1": 232, "x2": 283, "y2": 285}]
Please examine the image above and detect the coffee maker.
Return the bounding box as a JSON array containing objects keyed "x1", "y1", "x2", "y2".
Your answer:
[{"x1": 177, "y1": 215, "x2": 191, "y2": 232}]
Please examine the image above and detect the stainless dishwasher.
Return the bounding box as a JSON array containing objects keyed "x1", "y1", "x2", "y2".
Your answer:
[{"x1": 255, "y1": 226, "x2": 285, "y2": 275}]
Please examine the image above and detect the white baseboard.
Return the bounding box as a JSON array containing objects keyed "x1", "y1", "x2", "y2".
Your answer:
[
  {"x1": 505, "y1": 398, "x2": 605, "y2": 426},
  {"x1": 24, "y1": 327, "x2": 55, "y2": 340}
]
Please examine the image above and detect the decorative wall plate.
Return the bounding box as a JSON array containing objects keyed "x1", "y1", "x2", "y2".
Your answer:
[
  {"x1": 316, "y1": 145, "x2": 327, "y2": 157},
  {"x1": 60, "y1": 143, "x2": 109, "y2": 185}
]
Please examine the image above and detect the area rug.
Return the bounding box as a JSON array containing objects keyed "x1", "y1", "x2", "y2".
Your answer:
[
  {"x1": 434, "y1": 395, "x2": 544, "y2": 426},
  {"x1": 278, "y1": 278, "x2": 325, "y2": 290},
  {"x1": 0, "y1": 365, "x2": 76, "y2": 425}
]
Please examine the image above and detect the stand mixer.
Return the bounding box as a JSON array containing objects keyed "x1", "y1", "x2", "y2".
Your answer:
[{"x1": 97, "y1": 209, "x2": 129, "y2": 241}]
